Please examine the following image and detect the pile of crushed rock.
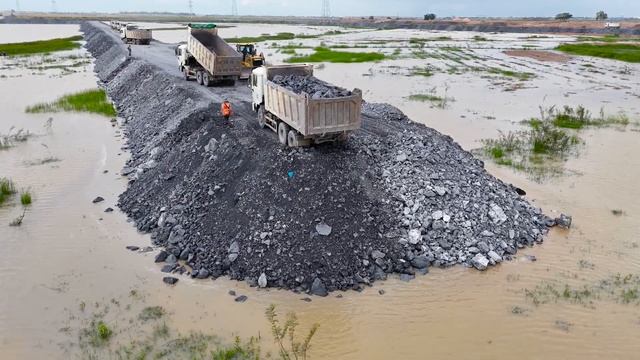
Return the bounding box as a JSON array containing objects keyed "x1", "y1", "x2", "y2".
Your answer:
[
  {"x1": 271, "y1": 74, "x2": 353, "y2": 99},
  {"x1": 81, "y1": 22, "x2": 570, "y2": 297}
]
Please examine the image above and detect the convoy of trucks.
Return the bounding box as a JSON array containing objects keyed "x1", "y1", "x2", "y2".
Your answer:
[
  {"x1": 177, "y1": 24, "x2": 243, "y2": 86},
  {"x1": 250, "y1": 64, "x2": 362, "y2": 147},
  {"x1": 109, "y1": 21, "x2": 152, "y2": 45},
  {"x1": 108, "y1": 20, "x2": 363, "y2": 146}
]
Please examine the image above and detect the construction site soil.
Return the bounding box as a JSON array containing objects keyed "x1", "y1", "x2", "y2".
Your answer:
[{"x1": 82, "y1": 22, "x2": 564, "y2": 296}]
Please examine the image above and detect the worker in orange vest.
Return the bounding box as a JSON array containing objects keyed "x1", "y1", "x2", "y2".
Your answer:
[{"x1": 220, "y1": 100, "x2": 233, "y2": 121}]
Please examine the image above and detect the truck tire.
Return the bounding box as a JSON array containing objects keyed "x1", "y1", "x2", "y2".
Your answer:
[
  {"x1": 202, "y1": 73, "x2": 211, "y2": 87},
  {"x1": 277, "y1": 122, "x2": 289, "y2": 146},
  {"x1": 196, "y1": 71, "x2": 203, "y2": 85},
  {"x1": 183, "y1": 68, "x2": 189, "y2": 81},
  {"x1": 287, "y1": 130, "x2": 299, "y2": 148},
  {"x1": 257, "y1": 107, "x2": 266, "y2": 129}
]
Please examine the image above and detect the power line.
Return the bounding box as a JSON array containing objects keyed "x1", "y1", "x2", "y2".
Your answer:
[
  {"x1": 321, "y1": 0, "x2": 331, "y2": 18},
  {"x1": 188, "y1": 0, "x2": 193, "y2": 15},
  {"x1": 231, "y1": 0, "x2": 238, "y2": 16}
]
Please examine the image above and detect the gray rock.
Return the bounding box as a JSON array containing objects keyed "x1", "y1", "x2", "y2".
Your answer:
[
  {"x1": 310, "y1": 278, "x2": 328, "y2": 297},
  {"x1": 315, "y1": 223, "x2": 332, "y2": 236},
  {"x1": 196, "y1": 269, "x2": 210, "y2": 279},
  {"x1": 477, "y1": 241, "x2": 490, "y2": 253},
  {"x1": 371, "y1": 250, "x2": 385, "y2": 260},
  {"x1": 92, "y1": 196, "x2": 104, "y2": 204},
  {"x1": 471, "y1": 253, "x2": 490, "y2": 271},
  {"x1": 234, "y1": 295, "x2": 248, "y2": 303},
  {"x1": 396, "y1": 152, "x2": 408, "y2": 162},
  {"x1": 165, "y1": 254, "x2": 177, "y2": 264},
  {"x1": 228, "y1": 241, "x2": 240, "y2": 254},
  {"x1": 408, "y1": 229, "x2": 422, "y2": 245},
  {"x1": 228, "y1": 253, "x2": 239, "y2": 262},
  {"x1": 125, "y1": 246, "x2": 139, "y2": 251},
  {"x1": 161, "y1": 264, "x2": 175, "y2": 273},
  {"x1": 258, "y1": 273, "x2": 268, "y2": 288},
  {"x1": 154, "y1": 251, "x2": 168, "y2": 263},
  {"x1": 555, "y1": 214, "x2": 572, "y2": 229},
  {"x1": 487, "y1": 250, "x2": 502, "y2": 263},
  {"x1": 410, "y1": 255, "x2": 429, "y2": 269},
  {"x1": 488, "y1": 203, "x2": 508, "y2": 224}
]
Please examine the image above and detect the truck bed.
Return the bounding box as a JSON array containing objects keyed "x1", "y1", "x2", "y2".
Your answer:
[
  {"x1": 188, "y1": 29, "x2": 242, "y2": 77},
  {"x1": 265, "y1": 79, "x2": 362, "y2": 137}
]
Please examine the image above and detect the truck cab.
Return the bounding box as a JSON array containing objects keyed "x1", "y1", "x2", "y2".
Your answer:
[{"x1": 250, "y1": 66, "x2": 267, "y2": 112}]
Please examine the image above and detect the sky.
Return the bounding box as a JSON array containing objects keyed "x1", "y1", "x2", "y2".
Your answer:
[{"x1": 2, "y1": 0, "x2": 639, "y2": 18}]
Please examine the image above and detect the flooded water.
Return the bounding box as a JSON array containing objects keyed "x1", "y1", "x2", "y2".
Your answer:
[{"x1": 1, "y1": 23, "x2": 640, "y2": 359}]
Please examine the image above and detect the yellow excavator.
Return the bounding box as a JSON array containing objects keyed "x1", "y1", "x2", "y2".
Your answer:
[{"x1": 236, "y1": 43, "x2": 265, "y2": 79}]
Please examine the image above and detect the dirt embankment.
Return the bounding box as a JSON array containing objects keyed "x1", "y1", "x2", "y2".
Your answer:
[{"x1": 82, "y1": 21, "x2": 562, "y2": 296}]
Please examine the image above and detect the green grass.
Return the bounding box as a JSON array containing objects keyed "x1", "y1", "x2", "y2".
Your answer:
[
  {"x1": 0, "y1": 178, "x2": 16, "y2": 205},
  {"x1": 286, "y1": 47, "x2": 386, "y2": 63},
  {"x1": 26, "y1": 89, "x2": 117, "y2": 117},
  {"x1": 556, "y1": 43, "x2": 640, "y2": 63},
  {"x1": 486, "y1": 67, "x2": 535, "y2": 81},
  {"x1": 576, "y1": 34, "x2": 640, "y2": 43},
  {"x1": 406, "y1": 93, "x2": 454, "y2": 109},
  {"x1": 0, "y1": 35, "x2": 83, "y2": 56},
  {"x1": 226, "y1": 30, "x2": 343, "y2": 44},
  {"x1": 20, "y1": 191, "x2": 32, "y2": 206}
]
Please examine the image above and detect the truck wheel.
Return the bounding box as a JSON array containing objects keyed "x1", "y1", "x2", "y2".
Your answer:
[
  {"x1": 196, "y1": 71, "x2": 203, "y2": 85},
  {"x1": 202, "y1": 73, "x2": 211, "y2": 87},
  {"x1": 277, "y1": 122, "x2": 289, "y2": 146},
  {"x1": 257, "y1": 107, "x2": 266, "y2": 129},
  {"x1": 287, "y1": 130, "x2": 299, "y2": 148},
  {"x1": 183, "y1": 68, "x2": 189, "y2": 81}
]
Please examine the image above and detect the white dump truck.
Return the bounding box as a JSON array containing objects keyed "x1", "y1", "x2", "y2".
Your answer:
[
  {"x1": 250, "y1": 64, "x2": 362, "y2": 147},
  {"x1": 121, "y1": 25, "x2": 152, "y2": 45},
  {"x1": 176, "y1": 23, "x2": 242, "y2": 86}
]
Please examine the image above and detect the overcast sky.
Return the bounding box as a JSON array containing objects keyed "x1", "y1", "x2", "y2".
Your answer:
[{"x1": 3, "y1": 0, "x2": 639, "y2": 18}]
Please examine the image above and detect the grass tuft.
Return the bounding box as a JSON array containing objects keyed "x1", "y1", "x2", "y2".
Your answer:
[
  {"x1": 286, "y1": 47, "x2": 386, "y2": 63},
  {"x1": 0, "y1": 178, "x2": 16, "y2": 205},
  {"x1": 556, "y1": 43, "x2": 640, "y2": 63},
  {"x1": 0, "y1": 35, "x2": 83, "y2": 56},
  {"x1": 20, "y1": 191, "x2": 32, "y2": 206},
  {"x1": 139, "y1": 306, "x2": 165, "y2": 322},
  {"x1": 26, "y1": 89, "x2": 117, "y2": 117}
]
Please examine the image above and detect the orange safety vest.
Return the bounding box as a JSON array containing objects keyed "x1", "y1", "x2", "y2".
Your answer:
[{"x1": 221, "y1": 102, "x2": 232, "y2": 117}]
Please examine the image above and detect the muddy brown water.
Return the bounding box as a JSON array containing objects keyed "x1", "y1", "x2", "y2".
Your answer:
[{"x1": 1, "y1": 24, "x2": 640, "y2": 359}]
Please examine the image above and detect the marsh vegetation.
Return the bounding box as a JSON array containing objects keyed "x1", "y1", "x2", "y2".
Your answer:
[{"x1": 26, "y1": 89, "x2": 117, "y2": 117}]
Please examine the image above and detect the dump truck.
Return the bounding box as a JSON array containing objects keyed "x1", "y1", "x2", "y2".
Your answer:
[
  {"x1": 250, "y1": 64, "x2": 362, "y2": 147},
  {"x1": 122, "y1": 25, "x2": 152, "y2": 45},
  {"x1": 177, "y1": 23, "x2": 242, "y2": 86}
]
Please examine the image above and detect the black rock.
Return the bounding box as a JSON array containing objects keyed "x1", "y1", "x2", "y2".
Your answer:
[
  {"x1": 300, "y1": 297, "x2": 312, "y2": 302},
  {"x1": 234, "y1": 295, "x2": 248, "y2": 303},
  {"x1": 378, "y1": 289, "x2": 386, "y2": 295},
  {"x1": 154, "y1": 251, "x2": 168, "y2": 263},
  {"x1": 228, "y1": 290, "x2": 236, "y2": 296},
  {"x1": 162, "y1": 277, "x2": 178, "y2": 285},
  {"x1": 105, "y1": 207, "x2": 114, "y2": 213},
  {"x1": 161, "y1": 264, "x2": 176, "y2": 273},
  {"x1": 310, "y1": 278, "x2": 328, "y2": 297},
  {"x1": 92, "y1": 196, "x2": 105, "y2": 204},
  {"x1": 125, "y1": 245, "x2": 139, "y2": 251},
  {"x1": 196, "y1": 269, "x2": 210, "y2": 279},
  {"x1": 410, "y1": 256, "x2": 429, "y2": 269}
]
